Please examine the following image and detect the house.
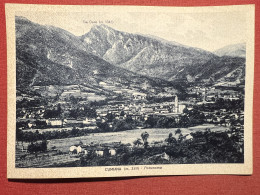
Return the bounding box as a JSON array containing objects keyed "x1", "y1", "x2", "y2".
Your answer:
[
  {"x1": 150, "y1": 152, "x2": 170, "y2": 161},
  {"x1": 178, "y1": 104, "x2": 186, "y2": 113},
  {"x1": 114, "y1": 90, "x2": 123, "y2": 94},
  {"x1": 84, "y1": 150, "x2": 89, "y2": 155},
  {"x1": 28, "y1": 121, "x2": 36, "y2": 128},
  {"x1": 79, "y1": 145, "x2": 92, "y2": 155},
  {"x1": 70, "y1": 144, "x2": 119, "y2": 156},
  {"x1": 83, "y1": 118, "x2": 96, "y2": 126},
  {"x1": 185, "y1": 134, "x2": 193, "y2": 140},
  {"x1": 46, "y1": 119, "x2": 63, "y2": 127},
  {"x1": 132, "y1": 92, "x2": 147, "y2": 100},
  {"x1": 69, "y1": 145, "x2": 83, "y2": 154},
  {"x1": 69, "y1": 146, "x2": 77, "y2": 154},
  {"x1": 95, "y1": 150, "x2": 104, "y2": 156},
  {"x1": 161, "y1": 152, "x2": 170, "y2": 161},
  {"x1": 109, "y1": 149, "x2": 116, "y2": 156},
  {"x1": 99, "y1": 81, "x2": 107, "y2": 86},
  {"x1": 141, "y1": 107, "x2": 153, "y2": 113},
  {"x1": 77, "y1": 146, "x2": 82, "y2": 154}
]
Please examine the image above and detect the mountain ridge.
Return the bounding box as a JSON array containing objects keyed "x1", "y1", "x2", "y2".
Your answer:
[
  {"x1": 16, "y1": 16, "x2": 245, "y2": 90},
  {"x1": 15, "y1": 16, "x2": 171, "y2": 91},
  {"x1": 81, "y1": 24, "x2": 245, "y2": 83}
]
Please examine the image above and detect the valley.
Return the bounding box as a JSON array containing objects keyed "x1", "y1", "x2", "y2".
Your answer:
[{"x1": 15, "y1": 15, "x2": 246, "y2": 167}]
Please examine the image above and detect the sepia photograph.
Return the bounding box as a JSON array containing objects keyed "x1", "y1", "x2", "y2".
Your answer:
[{"x1": 6, "y1": 4, "x2": 254, "y2": 178}]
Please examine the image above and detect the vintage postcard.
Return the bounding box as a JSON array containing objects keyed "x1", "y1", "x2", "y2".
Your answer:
[{"x1": 6, "y1": 4, "x2": 254, "y2": 179}]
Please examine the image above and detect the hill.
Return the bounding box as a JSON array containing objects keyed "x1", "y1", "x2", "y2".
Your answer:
[{"x1": 214, "y1": 43, "x2": 246, "y2": 58}]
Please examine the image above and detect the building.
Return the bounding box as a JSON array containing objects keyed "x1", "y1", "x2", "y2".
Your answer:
[
  {"x1": 174, "y1": 95, "x2": 178, "y2": 113},
  {"x1": 69, "y1": 145, "x2": 78, "y2": 154},
  {"x1": 95, "y1": 149, "x2": 104, "y2": 156},
  {"x1": 46, "y1": 119, "x2": 63, "y2": 127},
  {"x1": 69, "y1": 145, "x2": 83, "y2": 154},
  {"x1": 83, "y1": 118, "x2": 96, "y2": 126},
  {"x1": 99, "y1": 81, "x2": 107, "y2": 86},
  {"x1": 132, "y1": 92, "x2": 147, "y2": 100},
  {"x1": 178, "y1": 104, "x2": 186, "y2": 113},
  {"x1": 28, "y1": 122, "x2": 36, "y2": 128},
  {"x1": 109, "y1": 149, "x2": 116, "y2": 156}
]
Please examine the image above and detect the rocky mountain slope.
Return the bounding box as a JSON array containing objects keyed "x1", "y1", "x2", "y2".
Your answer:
[
  {"x1": 81, "y1": 24, "x2": 245, "y2": 83},
  {"x1": 16, "y1": 16, "x2": 245, "y2": 90},
  {"x1": 15, "y1": 16, "x2": 169, "y2": 90}
]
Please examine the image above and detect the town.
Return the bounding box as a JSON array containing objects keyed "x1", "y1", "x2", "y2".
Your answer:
[{"x1": 15, "y1": 79, "x2": 245, "y2": 167}]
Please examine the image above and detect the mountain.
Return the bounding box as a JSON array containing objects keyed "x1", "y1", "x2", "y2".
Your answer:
[
  {"x1": 16, "y1": 16, "x2": 245, "y2": 91},
  {"x1": 214, "y1": 43, "x2": 246, "y2": 58},
  {"x1": 15, "y1": 16, "x2": 169, "y2": 90},
  {"x1": 81, "y1": 24, "x2": 245, "y2": 82}
]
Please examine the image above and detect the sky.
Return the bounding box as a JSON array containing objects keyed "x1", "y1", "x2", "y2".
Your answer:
[{"x1": 16, "y1": 11, "x2": 247, "y2": 52}]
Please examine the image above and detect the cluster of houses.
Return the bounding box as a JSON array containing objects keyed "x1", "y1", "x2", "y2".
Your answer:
[
  {"x1": 96, "y1": 95, "x2": 185, "y2": 118},
  {"x1": 203, "y1": 108, "x2": 244, "y2": 126},
  {"x1": 187, "y1": 85, "x2": 242, "y2": 102},
  {"x1": 23, "y1": 95, "x2": 187, "y2": 130},
  {"x1": 18, "y1": 106, "x2": 46, "y2": 120},
  {"x1": 17, "y1": 81, "x2": 244, "y2": 135},
  {"x1": 69, "y1": 142, "x2": 121, "y2": 156}
]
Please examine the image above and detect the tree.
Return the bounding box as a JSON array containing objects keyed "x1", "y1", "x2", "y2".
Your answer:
[
  {"x1": 141, "y1": 131, "x2": 149, "y2": 148},
  {"x1": 70, "y1": 95, "x2": 78, "y2": 104},
  {"x1": 175, "y1": 129, "x2": 182, "y2": 135},
  {"x1": 71, "y1": 127, "x2": 79, "y2": 136},
  {"x1": 145, "y1": 116, "x2": 157, "y2": 128},
  {"x1": 27, "y1": 140, "x2": 48, "y2": 153},
  {"x1": 178, "y1": 115, "x2": 190, "y2": 127},
  {"x1": 165, "y1": 133, "x2": 177, "y2": 145},
  {"x1": 16, "y1": 128, "x2": 23, "y2": 142},
  {"x1": 113, "y1": 120, "x2": 132, "y2": 131},
  {"x1": 177, "y1": 133, "x2": 185, "y2": 143},
  {"x1": 106, "y1": 113, "x2": 115, "y2": 122},
  {"x1": 83, "y1": 107, "x2": 97, "y2": 118},
  {"x1": 41, "y1": 140, "x2": 48, "y2": 152},
  {"x1": 57, "y1": 103, "x2": 62, "y2": 117},
  {"x1": 133, "y1": 138, "x2": 142, "y2": 147},
  {"x1": 120, "y1": 111, "x2": 125, "y2": 116},
  {"x1": 97, "y1": 121, "x2": 110, "y2": 132},
  {"x1": 156, "y1": 117, "x2": 176, "y2": 128},
  {"x1": 126, "y1": 116, "x2": 133, "y2": 123},
  {"x1": 54, "y1": 94, "x2": 59, "y2": 101}
]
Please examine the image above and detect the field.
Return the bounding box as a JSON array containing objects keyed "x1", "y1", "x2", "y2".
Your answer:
[
  {"x1": 15, "y1": 149, "x2": 80, "y2": 168},
  {"x1": 16, "y1": 124, "x2": 228, "y2": 167}
]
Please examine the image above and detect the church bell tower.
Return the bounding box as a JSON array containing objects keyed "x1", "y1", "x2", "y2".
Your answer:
[{"x1": 175, "y1": 95, "x2": 178, "y2": 113}]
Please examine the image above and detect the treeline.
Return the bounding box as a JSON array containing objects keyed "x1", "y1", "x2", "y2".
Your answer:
[
  {"x1": 195, "y1": 99, "x2": 244, "y2": 112},
  {"x1": 96, "y1": 118, "x2": 139, "y2": 132},
  {"x1": 16, "y1": 108, "x2": 206, "y2": 141},
  {"x1": 27, "y1": 140, "x2": 48, "y2": 153},
  {"x1": 17, "y1": 98, "x2": 47, "y2": 109},
  {"x1": 16, "y1": 127, "x2": 92, "y2": 143},
  {"x1": 78, "y1": 130, "x2": 243, "y2": 166},
  {"x1": 44, "y1": 104, "x2": 97, "y2": 119},
  {"x1": 68, "y1": 107, "x2": 96, "y2": 119},
  {"x1": 145, "y1": 109, "x2": 205, "y2": 128},
  {"x1": 146, "y1": 96, "x2": 176, "y2": 103},
  {"x1": 164, "y1": 130, "x2": 243, "y2": 163},
  {"x1": 97, "y1": 108, "x2": 206, "y2": 132}
]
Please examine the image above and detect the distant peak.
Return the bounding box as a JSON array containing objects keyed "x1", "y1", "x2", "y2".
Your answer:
[{"x1": 90, "y1": 24, "x2": 116, "y2": 32}]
